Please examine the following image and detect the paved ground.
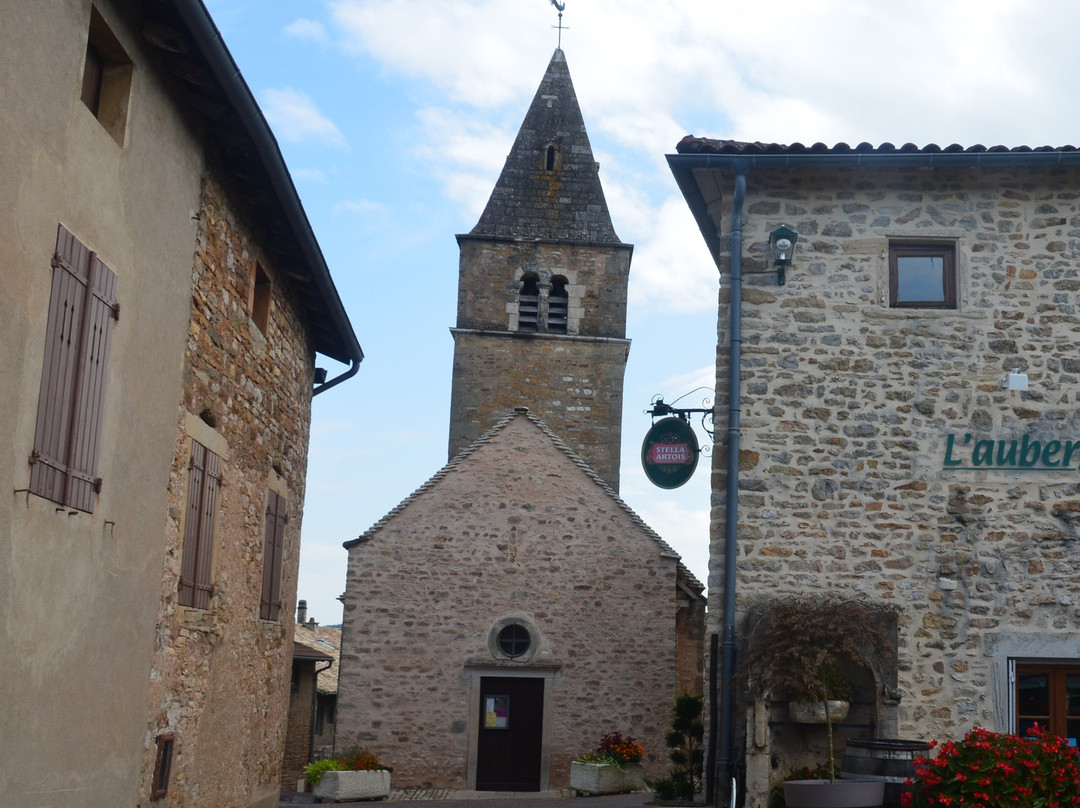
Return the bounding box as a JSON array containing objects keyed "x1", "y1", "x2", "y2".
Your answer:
[{"x1": 279, "y1": 789, "x2": 658, "y2": 808}]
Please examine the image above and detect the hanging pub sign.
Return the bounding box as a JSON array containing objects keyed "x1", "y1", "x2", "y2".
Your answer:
[{"x1": 641, "y1": 417, "x2": 699, "y2": 489}]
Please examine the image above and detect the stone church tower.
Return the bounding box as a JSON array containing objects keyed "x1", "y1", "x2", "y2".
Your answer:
[{"x1": 448, "y1": 48, "x2": 633, "y2": 490}]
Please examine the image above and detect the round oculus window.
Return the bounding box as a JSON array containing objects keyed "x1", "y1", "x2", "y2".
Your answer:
[{"x1": 496, "y1": 623, "x2": 531, "y2": 658}]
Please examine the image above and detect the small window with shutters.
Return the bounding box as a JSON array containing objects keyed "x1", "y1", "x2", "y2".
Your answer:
[
  {"x1": 178, "y1": 441, "x2": 222, "y2": 610},
  {"x1": 28, "y1": 224, "x2": 119, "y2": 513},
  {"x1": 260, "y1": 490, "x2": 287, "y2": 621}
]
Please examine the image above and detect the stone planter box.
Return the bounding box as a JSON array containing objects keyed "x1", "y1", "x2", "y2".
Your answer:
[
  {"x1": 313, "y1": 769, "x2": 391, "y2": 803},
  {"x1": 570, "y1": 761, "x2": 643, "y2": 795}
]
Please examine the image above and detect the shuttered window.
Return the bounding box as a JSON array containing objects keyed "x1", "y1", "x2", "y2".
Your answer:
[
  {"x1": 548, "y1": 276, "x2": 569, "y2": 334},
  {"x1": 29, "y1": 224, "x2": 119, "y2": 513},
  {"x1": 518, "y1": 273, "x2": 539, "y2": 332},
  {"x1": 178, "y1": 441, "x2": 221, "y2": 610},
  {"x1": 260, "y1": 490, "x2": 287, "y2": 621}
]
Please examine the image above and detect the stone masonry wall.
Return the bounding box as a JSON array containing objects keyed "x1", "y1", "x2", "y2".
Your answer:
[
  {"x1": 706, "y1": 164, "x2": 1080, "y2": 804},
  {"x1": 282, "y1": 661, "x2": 318, "y2": 791},
  {"x1": 337, "y1": 414, "x2": 682, "y2": 789},
  {"x1": 455, "y1": 239, "x2": 631, "y2": 338},
  {"x1": 448, "y1": 332, "x2": 629, "y2": 490},
  {"x1": 140, "y1": 174, "x2": 314, "y2": 808}
]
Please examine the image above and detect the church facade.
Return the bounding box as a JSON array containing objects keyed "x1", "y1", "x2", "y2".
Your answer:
[{"x1": 335, "y1": 50, "x2": 704, "y2": 791}]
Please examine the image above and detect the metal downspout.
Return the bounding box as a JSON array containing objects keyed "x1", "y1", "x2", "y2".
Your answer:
[
  {"x1": 718, "y1": 165, "x2": 748, "y2": 805},
  {"x1": 313, "y1": 358, "x2": 361, "y2": 397},
  {"x1": 310, "y1": 659, "x2": 334, "y2": 764}
]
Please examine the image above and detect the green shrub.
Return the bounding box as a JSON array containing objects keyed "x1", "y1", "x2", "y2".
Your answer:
[
  {"x1": 303, "y1": 758, "x2": 346, "y2": 786},
  {"x1": 647, "y1": 695, "x2": 704, "y2": 802}
]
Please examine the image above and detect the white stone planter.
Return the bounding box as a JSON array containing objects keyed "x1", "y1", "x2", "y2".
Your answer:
[
  {"x1": 570, "y1": 761, "x2": 643, "y2": 795},
  {"x1": 313, "y1": 769, "x2": 391, "y2": 803}
]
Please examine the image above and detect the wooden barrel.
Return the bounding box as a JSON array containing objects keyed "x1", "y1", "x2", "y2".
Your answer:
[{"x1": 841, "y1": 739, "x2": 930, "y2": 808}]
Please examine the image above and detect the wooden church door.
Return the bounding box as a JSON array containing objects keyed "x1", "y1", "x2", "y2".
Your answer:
[{"x1": 476, "y1": 676, "x2": 544, "y2": 791}]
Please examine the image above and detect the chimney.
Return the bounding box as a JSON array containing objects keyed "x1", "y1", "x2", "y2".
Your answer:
[{"x1": 297, "y1": 599, "x2": 308, "y2": 625}]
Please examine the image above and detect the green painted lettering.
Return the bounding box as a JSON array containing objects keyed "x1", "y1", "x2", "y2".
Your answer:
[
  {"x1": 943, "y1": 433, "x2": 962, "y2": 467},
  {"x1": 995, "y1": 440, "x2": 1018, "y2": 467},
  {"x1": 972, "y1": 440, "x2": 995, "y2": 466},
  {"x1": 1064, "y1": 441, "x2": 1080, "y2": 469},
  {"x1": 1042, "y1": 440, "x2": 1062, "y2": 467},
  {"x1": 1019, "y1": 434, "x2": 1041, "y2": 467}
]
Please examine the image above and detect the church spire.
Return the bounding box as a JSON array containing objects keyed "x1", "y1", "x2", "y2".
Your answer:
[{"x1": 469, "y1": 49, "x2": 622, "y2": 244}]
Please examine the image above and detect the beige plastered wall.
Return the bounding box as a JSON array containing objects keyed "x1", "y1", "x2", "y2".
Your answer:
[{"x1": 0, "y1": 1, "x2": 203, "y2": 806}]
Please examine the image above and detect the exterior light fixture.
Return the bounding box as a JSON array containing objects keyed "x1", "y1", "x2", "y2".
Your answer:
[
  {"x1": 768, "y1": 225, "x2": 799, "y2": 286},
  {"x1": 1000, "y1": 368, "x2": 1028, "y2": 391}
]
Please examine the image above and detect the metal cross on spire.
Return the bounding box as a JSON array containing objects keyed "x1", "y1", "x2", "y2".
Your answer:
[{"x1": 549, "y1": 0, "x2": 568, "y2": 49}]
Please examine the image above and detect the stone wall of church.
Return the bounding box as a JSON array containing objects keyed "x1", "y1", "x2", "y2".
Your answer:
[
  {"x1": 338, "y1": 414, "x2": 685, "y2": 790},
  {"x1": 448, "y1": 331, "x2": 628, "y2": 489},
  {"x1": 706, "y1": 164, "x2": 1080, "y2": 804},
  {"x1": 455, "y1": 238, "x2": 631, "y2": 337}
]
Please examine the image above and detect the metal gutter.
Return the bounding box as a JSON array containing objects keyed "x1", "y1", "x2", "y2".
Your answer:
[
  {"x1": 313, "y1": 358, "x2": 360, "y2": 397},
  {"x1": 668, "y1": 149, "x2": 1080, "y2": 272},
  {"x1": 172, "y1": 0, "x2": 364, "y2": 372}
]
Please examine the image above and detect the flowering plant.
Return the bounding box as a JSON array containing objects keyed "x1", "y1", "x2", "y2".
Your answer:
[
  {"x1": 577, "y1": 731, "x2": 646, "y2": 769},
  {"x1": 303, "y1": 747, "x2": 391, "y2": 785},
  {"x1": 904, "y1": 725, "x2": 1080, "y2": 808}
]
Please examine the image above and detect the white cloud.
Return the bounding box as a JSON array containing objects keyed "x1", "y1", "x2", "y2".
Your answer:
[
  {"x1": 333, "y1": 198, "x2": 387, "y2": 216},
  {"x1": 284, "y1": 17, "x2": 329, "y2": 46},
  {"x1": 261, "y1": 87, "x2": 347, "y2": 148}
]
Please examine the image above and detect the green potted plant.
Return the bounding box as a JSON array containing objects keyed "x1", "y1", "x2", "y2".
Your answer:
[
  {"x1": 906, "y1": 725, "x2": 1080, "y2": 807},
  {"x1": 304, "y1": 748, "x2": 392, "y2": 802},
  {"x1": 570, "y1": 731, "x2": 646, "y2": 795},
  {"x1": 647, "y1": 694, "x2": 705, "y2": 803},
  {"x1": 741, "y1": 596, "x2": 899, "y2": 808}
]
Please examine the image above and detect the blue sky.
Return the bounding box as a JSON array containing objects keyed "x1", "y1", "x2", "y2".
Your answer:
[{"x1": 201, "y1": 0, "x2": 1080, "y2": 624}]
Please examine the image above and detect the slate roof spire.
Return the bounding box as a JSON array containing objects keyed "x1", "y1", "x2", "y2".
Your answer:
[{"x1": 469, "y1": 49, "x2": 622, "y2": 244}]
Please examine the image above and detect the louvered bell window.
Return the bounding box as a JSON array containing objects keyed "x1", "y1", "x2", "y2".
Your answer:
[
  {"x1": 548, "y1": 276, "x2": 568, "y2": 334},
  {"x1": 518, "y1": 274, "x2": 539, "y2": 332}
]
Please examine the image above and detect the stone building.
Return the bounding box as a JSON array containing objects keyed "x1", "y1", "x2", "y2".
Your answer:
[
  {"x1": 336, "y1": 49, "x2": 705, "y2": 791},
  {"x1": 284, "y1": 602, "x2": 343, "y2": 783},
  {"x1": 283, "y1": 639, "x2": 334, "y2": 790},
  {"x1": 448, "y1": 48, "x2": 633, "y2": 491},
  {"x1": 669, "y1": 138, "x2": 1080, "y2": 805},
  {"x1": 0, "y1": 3, "x2": 361, "y2": 807},
  {"x1": 338, "y1": 410, "x2": 704, "y2": 790}
]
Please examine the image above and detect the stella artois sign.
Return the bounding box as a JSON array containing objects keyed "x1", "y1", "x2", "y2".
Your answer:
[{"x1": 641, "y1": 417, "x2": 699, "y2": 489}]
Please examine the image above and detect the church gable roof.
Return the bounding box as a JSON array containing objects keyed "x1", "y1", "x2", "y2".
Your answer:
[
  {"x1": 344, "y1": 408, "x2": 701, "y2": 590},
  {"x1": 467, "y1": 49, "x2": 622, "y2": 245}
]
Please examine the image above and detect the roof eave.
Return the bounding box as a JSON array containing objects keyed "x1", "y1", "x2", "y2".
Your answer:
[{"x1": 172, "y1": 0, "x2": 363, "y2": 368}]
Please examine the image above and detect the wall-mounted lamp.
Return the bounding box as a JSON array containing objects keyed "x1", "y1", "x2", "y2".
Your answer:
[
  {"x1": 768, "y1": 225, "x2": 799, "y2": 286},
  {"x1": 1000, "y1": 368, "x2": 1028, "y2": 391},
  {"x1": 314, "y1": 367, "x2": 328, "y2": 385}
]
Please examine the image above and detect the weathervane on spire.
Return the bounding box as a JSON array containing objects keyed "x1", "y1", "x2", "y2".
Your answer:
[{"x1": 549, "y1": 0, "x2": 567, "y2": 49}]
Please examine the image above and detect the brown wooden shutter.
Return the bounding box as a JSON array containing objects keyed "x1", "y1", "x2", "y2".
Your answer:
[
  {"x1": 260, "y1": 491, "x2": 286, "y2": 621},
  {"x1": 179, "y1": 441, "x2": 221, "y2": 610},
  {"x1": 29, "y1": 225, "x2": 118, "y2": 512}
]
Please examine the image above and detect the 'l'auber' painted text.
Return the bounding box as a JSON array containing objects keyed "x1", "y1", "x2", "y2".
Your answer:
[{"x1": 944, "y1": 432, "x2": 1080, "y2": 471}]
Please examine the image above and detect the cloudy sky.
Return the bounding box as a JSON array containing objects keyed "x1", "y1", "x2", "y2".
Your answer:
[{"x1": 202, "y1": 0, "x2": 1080, "y2": 624}]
